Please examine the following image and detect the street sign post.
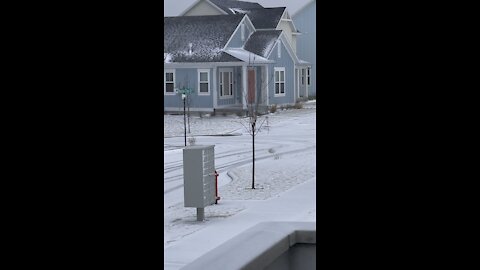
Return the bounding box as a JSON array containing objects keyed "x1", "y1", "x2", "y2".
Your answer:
[{"x1": 176, "y1": 87, "x2": 193, "y2": 146}]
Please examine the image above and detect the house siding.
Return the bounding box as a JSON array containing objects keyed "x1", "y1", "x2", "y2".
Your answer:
[
  {"x1": 267, "y1": 41, "x2": 295, "y2": 105},
  {"x1": 164, "y1": 68, "x2": 214, "y2": 110},
  {"x1": 293, "y1": 0, "x2": 316, "y2": 97},
  {"x1": 226, "y1": 19, "x2": 255, "y2": 48}
]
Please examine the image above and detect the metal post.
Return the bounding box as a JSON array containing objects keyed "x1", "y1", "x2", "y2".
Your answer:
[
  {"x1": 183, "y1": 95, "x2": 186, "y2": 146},
  {"x1": 197, "y1": 207, "x2": 204, "y2": 221}
]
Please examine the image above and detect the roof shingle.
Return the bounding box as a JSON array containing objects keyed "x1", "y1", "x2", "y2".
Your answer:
[
  {"x1": 244, "y1": 30, "x2": 282, "y2": 58},
  {"x1": 245, "y1": 7, "x2": 285, "y2": 29},
  {"x1": 164, "y1": 15, "x2": 245, "y2": 62}
]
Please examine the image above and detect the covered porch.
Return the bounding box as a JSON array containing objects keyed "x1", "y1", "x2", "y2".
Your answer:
[{"x1": 214, "y1": 49, "x2": 274, "y2": 115}]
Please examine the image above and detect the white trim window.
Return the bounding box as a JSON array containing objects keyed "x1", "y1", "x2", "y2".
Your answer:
[
  {"x1": 301, "y1": 68, "x2": 305, "y2": 85},
  {"x1": 164, "y1": 69, "x2": 175, "y2": 95},
  {"x1": 198, "y1": 69, "x2": 210, "y2": 95},
  {"x1": 274, "y1": 67, "x2": 285, "y2": 96},
  {"x1": 307, "y1": 67, "x2": 311, "y2": 86},
  {"x1": 219, "y1": 68, "x2": 233, "y2": 98}
]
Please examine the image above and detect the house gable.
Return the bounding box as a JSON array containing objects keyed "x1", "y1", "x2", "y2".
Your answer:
[
  {"x1": 223, "y1": 15, "x2": 256, "y2": 49},
  {"x1": 266, "y1": 32, "x2": 301, "y2": 65},
  {"x1": 181, "y1": 0, "x2": 228, "y2": 16},
  {"x1": 276, "y1": 9, "x2": 300, "y2": 53}
]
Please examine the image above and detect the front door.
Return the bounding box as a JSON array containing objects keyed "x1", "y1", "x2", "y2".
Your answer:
[{"x1": 247, "y1": 67, "x2": 256, "y2": 104}]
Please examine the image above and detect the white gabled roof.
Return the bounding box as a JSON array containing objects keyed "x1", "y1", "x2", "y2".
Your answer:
[{"x1": 224, "y1": 48, "x2": 274, "y2": 64}]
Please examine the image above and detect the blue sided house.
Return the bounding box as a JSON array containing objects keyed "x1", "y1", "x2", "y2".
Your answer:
[{"x1": 164, "y1": 0, "x2": 311, "y2": 114}]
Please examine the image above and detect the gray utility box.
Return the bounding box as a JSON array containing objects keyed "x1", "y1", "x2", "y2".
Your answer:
[{"x1": 183, "y1": 145, "x2": 216, "y2": 208}]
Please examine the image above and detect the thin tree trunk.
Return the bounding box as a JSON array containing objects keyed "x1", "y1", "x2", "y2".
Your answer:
[{"x1": 252, "y1": 122, "x2": 255, "y2": 189}]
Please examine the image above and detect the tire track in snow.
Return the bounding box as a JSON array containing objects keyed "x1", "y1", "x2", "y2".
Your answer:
[{"x1": 164, "y1": 145, "x2": 315, "y2": 194}]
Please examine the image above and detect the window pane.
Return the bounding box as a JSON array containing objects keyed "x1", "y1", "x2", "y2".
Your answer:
[
  {"x1": 166, "y1": 73, "x2": 173, "y2": 82},
  {"x1": 280, "y1": 71, "x2": 284, "y2": 81},
  {"x1": 200, "y1": 72, "x2": 208, "y2": 82},
  {"x1": 200, "y1": 83, "x2": 208, "y2": 92},
  {"x1": 280, "y1": 83, "x2": 284, "y2": 93},
  {"x1": 275, "y1": 83, "x2": 279, "y2": 94},
  {"x1": 275, "y1": 71, "x2": 279, "y2": 82},
  {"x1": 220, "y1": 85, "x2": 223, "y2": 96},
  {"x1": 166, "y1": 83, "x2": 174, "y2": 92},
  {"x1": 224, "y1": 72, "x2": 230, "y2": 86}
]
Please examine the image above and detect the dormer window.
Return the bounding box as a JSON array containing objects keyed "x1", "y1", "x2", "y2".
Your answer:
[{"x1": 241, "y1": 23, "x2": 245, "y2": 41}]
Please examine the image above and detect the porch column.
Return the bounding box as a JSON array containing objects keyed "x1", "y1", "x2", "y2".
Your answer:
[
  {"x1": 266, "y1": 65, "x2": 269, "y2": 106},
  {"x1": 293, "y1": 67, "x2": 297, "y2": 103},
  {"x1": 296, "y1": 68, "x2": 300, "y2": 99},
  {"x1": 242, "y1": 65, "x2": 247, "y2": 110},
  {"x1": 213, "y1": 66, "x2": 217, "y2": 108}
]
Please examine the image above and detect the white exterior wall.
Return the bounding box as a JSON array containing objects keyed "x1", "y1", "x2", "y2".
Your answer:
[{"x1": 277, "y1": 11, "x2": 297, "y2": 53}]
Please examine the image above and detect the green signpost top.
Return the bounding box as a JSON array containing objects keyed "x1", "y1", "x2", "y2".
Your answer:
[{"x1": 176, "y1": 87, "x2": 193, "y2": 95}]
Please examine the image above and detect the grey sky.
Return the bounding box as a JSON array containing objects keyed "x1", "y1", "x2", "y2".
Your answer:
[{"x1": 164, "y1": 0, "x2": 313, "y2": 17}]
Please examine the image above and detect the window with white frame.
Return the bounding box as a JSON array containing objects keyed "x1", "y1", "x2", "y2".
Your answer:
[
  {"x1": 301, "y1": 69, "x2": 305, "y2": 85},
  {"x1": 198, "y1": 69, "x2": 210, "y2": 95},
  {"x1": 219, "y1": 68, "x2": 233, "y2": 97},
  {"x1": 274, "y1": 67, "x2": 285, "y2": 96},
  {"x1": 164, "y1": 69, "x2": 175, "y2": 95},
  {"x1": 307, "y1": 67, "x2": 311, "y2": 86}
]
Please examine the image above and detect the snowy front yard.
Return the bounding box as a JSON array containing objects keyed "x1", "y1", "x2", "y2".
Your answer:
[{"x1": 164, "y1": 100, "x2": 316, "y2": 269}]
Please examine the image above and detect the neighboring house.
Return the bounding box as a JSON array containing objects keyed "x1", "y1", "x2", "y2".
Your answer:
[
  {"x1": 292, "y1": 0, "x2": 316, "y2": 97},
  {"x1": 164, "y1": 1, "x2": 312, "y2": 113}
]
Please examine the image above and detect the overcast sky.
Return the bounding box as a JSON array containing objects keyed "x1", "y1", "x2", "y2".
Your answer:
[{"x1": 164, "y1": 0, "x2": 313, "y2": 17}]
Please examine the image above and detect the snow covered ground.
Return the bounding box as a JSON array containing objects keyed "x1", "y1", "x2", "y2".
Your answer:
[{"x1": 164, "y1": 100, "x2": 316, "y2": 269}]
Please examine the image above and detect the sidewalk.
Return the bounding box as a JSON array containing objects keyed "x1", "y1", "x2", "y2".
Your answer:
[{"x1": 164, "y1": 177, "x2": 316, "y2": 270}]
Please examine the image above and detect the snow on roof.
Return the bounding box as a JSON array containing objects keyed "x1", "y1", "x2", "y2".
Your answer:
[
  {"x1": 224, "y1": 48, "x2": 273, "y2": 64},
  {"x1": 298, "y1": 59, "x2": 311, "y2": 65},
  {"x1": 209, "y1": 0, "x2": 263, "y2": 14},
  {"x1": 244, "y1": 7, "x2": 285, "y2": 29},
  {"x1": 243, "y1": 30, "x2": 282, "y2": 58},
  {"x1": 228, "y1": 7, "x2": 249, "y2": 14},
  {"x1": 164, "y1": 53, "x2": 173, "y2": 63},
  {"x1": 164, "y1": 15, "x2": 245, "y2": 63}
]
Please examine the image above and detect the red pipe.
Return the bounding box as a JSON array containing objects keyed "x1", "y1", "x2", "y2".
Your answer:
[{"x1": 215, "y1": 170, "x2": 220, "y2": 204}]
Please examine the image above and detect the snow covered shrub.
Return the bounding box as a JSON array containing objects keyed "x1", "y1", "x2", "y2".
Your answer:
[
  {"x1": 294, "y1": 101, "x2": 303, "y2": 109},
  {"x1": 270, "y1": 104, "x2": 277, "y2": 113}
]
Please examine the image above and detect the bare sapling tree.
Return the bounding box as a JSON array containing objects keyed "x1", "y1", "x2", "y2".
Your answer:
[
  {"x1": 239, "y1": 59, "x2": 276, "y2": 189},
  {"x1": 239, "y1": 98, "x2": 268, "y2": 189}
]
